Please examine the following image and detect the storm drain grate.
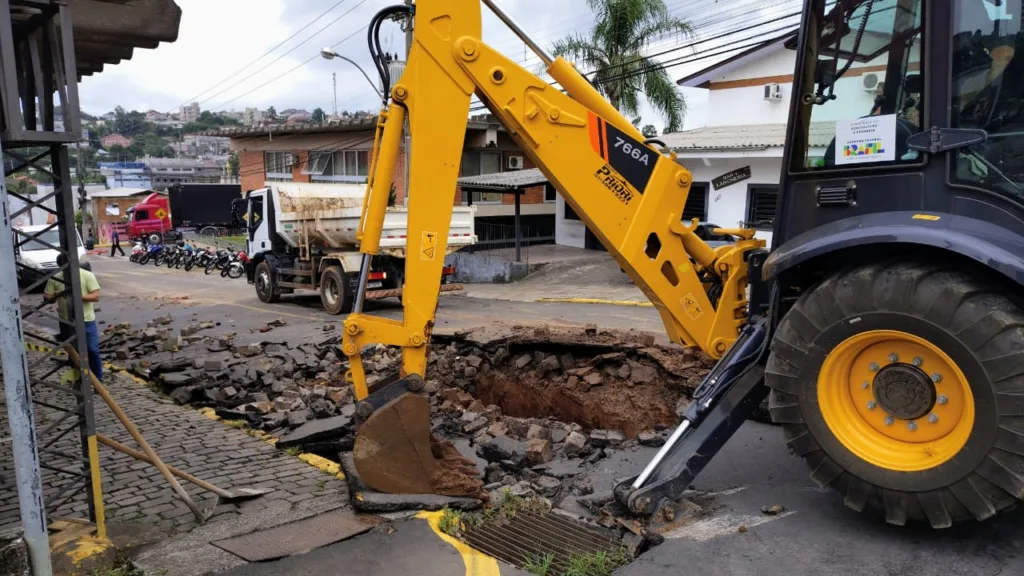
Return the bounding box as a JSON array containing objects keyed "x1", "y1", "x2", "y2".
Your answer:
[{"x1": 464, "y1": 511, "x2": 626, "y2": 575}]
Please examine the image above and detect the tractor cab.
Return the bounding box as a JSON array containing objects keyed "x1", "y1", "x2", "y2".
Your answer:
[{"x1": 769, "y1": 0, "x2": 1024, "y2": 285}]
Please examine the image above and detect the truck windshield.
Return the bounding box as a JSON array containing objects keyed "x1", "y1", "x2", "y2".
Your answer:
[
  {"x1": 793, "y1": 0, "x2": 924, "y2": 170},
  {"x1": 20, "y1": 229, "x2": 80, "y2": 251}
]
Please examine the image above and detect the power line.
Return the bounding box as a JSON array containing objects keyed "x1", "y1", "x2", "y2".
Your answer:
[
  {"x1": 198, "y1": 0, "x2": 368, "y2": 109},
  {"x1": 176, "y1": 0, "x2": 353, "y2": 111},
  {"x1": 210, "y1": 23, "x2": 370, "y2": 112}
]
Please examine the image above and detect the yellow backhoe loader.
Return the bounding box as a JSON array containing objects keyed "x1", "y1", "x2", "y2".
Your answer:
[{"x1": 335, "y1": 0, "x2": 1024, "y2": 528}]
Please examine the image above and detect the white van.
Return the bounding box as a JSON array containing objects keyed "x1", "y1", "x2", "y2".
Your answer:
[{"x1": 14, "y1": 224, "x2": 89, "y2": 287}]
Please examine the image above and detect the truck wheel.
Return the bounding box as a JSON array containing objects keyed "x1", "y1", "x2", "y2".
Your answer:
[
  {"x1": 320, "y1": 266, "x2": 351, "y2": 315},
  {"x1": 254, "y1": 261, "x2": 280, "y2": 303},
  {"x1": 765, "y1": 261, "x2": 1024, "y2": 528},
  {"x1": 148, "y1": 232, "x2": 162, "y2": 245}
]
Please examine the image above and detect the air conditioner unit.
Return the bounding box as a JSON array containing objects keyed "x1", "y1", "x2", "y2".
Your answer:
[
  {"x1": 863, "y1": 72, "x2": 880, "y2": 92},
  {"x1": 507, "y1": 155, "x2": 524, "y2": 170},
  {"x1": 763, "y1": 83, "x2": 783, "y2": 101},
  {"x1": 284, "y1": 153, "x2": 297, "y2": 167}
]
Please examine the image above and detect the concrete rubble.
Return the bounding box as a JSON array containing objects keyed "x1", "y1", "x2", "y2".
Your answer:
[{"x1": 98, "y1": 321, "x2": 713, "y2": 518}]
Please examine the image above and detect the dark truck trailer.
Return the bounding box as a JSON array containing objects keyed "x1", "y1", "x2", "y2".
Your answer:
[{"x1": 168, "y1": 183, "x2": 241, "y2": 235}]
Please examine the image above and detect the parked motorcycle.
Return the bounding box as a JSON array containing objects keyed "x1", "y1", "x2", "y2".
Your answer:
[
  {"x1": 220, "y1": 250, "x2": 248, "y2": 279},
  {"x1": 138, "y1": 243, "x2": 164, "y2": 266},
  {"x1": 128, "y1": 242, "x2": 145, "y2": 263},
  {"x1": 204, "y1": 249, "x2": 230, "y2": 275}
]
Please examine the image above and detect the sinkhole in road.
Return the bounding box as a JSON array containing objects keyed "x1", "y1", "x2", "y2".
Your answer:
[{"x1": 434, "y1": 329, "x2": 712, "y2": 438}]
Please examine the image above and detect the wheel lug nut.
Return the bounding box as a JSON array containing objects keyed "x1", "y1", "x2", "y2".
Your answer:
[
  {"x1": 888, "y1": 353, "x2": 899, "y2": 363},
  {"x1": 931, "y1": 373, "x2": 942, "y2": 383},
  {"x1": 912, "y1": 356, "x2": 923, "y2": 366},
  {"x1": 869, "y1": 362, "x2": 880, "y2": 372},
  {"x1": 928, "y1": 414, "x2": 939, "y2": 424},
  {"x1": 884, "y1": 416, "x2": 894, "y2": 426},
  {"x1": 862, "y1": 381, "x2": 870, "y2": 390},
  {"x1": 907, "y1": 422, "x2": 918, "y2": 431},
  {"x1": 867, "y1": 401, "x2": 877, "y2": 410},
  {"x1": 937, "y1": 395, "x2": 948, "y2": 405}
]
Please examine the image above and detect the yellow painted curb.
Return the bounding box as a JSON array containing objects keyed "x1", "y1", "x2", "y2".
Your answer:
[
  {"x1": 417, "y1": 511, "x2": 500, "y2": 576},
  {"x1": 536, "y1": 297, "x2": 654, "y2": 307},
  {"x1": 299, "y1": 453, "x2": 346, "y2": 480}
]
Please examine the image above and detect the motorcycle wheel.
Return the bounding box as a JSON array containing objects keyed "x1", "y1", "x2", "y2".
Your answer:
[
  {"x1": 228, "y1": 264, "x2": 244, "y2": 279},
  {"x1": 184, "y1": 258, "x2": 195, "y2": 271},
  {"x1": 205, "y1": 260, "x2": 218, "y2": 275},
  {"x1": 139, "y1": 253, "x2": 150, "y2": 265},
  {"x1": 220, "y1": 263, "x2": 231, "y2": 277}
]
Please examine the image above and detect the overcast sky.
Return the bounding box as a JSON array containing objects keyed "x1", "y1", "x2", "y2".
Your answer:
[{"x1": 78, "y1": 0, "x2": 800, "y2": 131}]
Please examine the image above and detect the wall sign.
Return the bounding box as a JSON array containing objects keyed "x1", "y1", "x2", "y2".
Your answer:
[{"x1": 712, "y1": 166, "x2": 751, "y2": 190}]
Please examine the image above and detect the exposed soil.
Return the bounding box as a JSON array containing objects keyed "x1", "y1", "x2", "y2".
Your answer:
[
  {"x1": 475, "y1": 371, "x2": 680, "y2": 438},
  {"x1": 432, "y1": 325, "x2": 714, "y2": 438}
]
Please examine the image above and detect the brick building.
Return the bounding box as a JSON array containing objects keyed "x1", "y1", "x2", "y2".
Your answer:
[{"x1": 215, "y1": 115, "x2": 557, "y2": 245}]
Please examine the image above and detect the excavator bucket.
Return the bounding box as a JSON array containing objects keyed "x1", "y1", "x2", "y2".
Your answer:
[{"x1": 353, "y1": 392, "x2": 486, "y2": 498}]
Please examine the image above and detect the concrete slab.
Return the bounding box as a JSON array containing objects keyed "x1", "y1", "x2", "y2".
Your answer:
[
  {"x1": 216, "y1": 515, "x2": 533, "y2": 576},
  {"x1": 211, "y1": 510, "x2": 372, "y2": 562}
]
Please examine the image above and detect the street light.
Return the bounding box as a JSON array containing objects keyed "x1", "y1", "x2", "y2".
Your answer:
[{"x1": 320, "y1": 48, "x2": 383, "y2": 100}]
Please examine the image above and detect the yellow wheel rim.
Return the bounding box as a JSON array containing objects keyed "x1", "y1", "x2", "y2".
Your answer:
[{"x1": 817, "y1": 330, "x2": 974, "y2": 472}]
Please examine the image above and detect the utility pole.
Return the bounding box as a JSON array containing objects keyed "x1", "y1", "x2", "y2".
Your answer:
[{"x1": 333, "y1": 73, "x2": 338, "y2": 117}]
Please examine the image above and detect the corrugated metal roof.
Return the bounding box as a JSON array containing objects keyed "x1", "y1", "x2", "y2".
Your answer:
[
  {"x1": 210, "y1": 116, "x2": 501, "y2": 139},
  {"x1": 661, "y1": 122, "x2": 836, "y2": 151},
  {"x1": 206, "y1": 116, "x2": 379, "y2": 138},
  {"x1": 86, "y1": 187, "x2": 157, "y2": 198},
  {"x1": 458, "y1": 168, "x2": 547, "y2": 191}
]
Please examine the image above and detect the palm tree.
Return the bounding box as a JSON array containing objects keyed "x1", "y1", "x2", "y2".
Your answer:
[{"x1": 551, "y1": 0, "x2": 690, "y2": 132}]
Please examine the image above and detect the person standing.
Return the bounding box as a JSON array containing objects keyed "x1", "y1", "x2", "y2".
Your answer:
[
  {"x1": 44, "y1": 253, "x2": 103, "y2": 381},
  {"x1": 110, "y1": 226, "x2": 125, "y2": 257}
]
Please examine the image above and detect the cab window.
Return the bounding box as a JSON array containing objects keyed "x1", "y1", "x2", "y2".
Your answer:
[
  {"x1": 795, "y1": 0, "x2": 924, "y2": 170},
  {"x1": 135, "y1": 210, "x2": 148, "y2": 220},
  {"x1": 950, "y1": 0, "x2": 1024, "y2": 199},
  {"x1": 248, "y1": 196, "x2": 264, "y2": 241}
]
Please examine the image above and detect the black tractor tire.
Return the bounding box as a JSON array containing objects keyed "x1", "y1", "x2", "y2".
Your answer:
[
  {"x1": 319, "y1": 265, "x2": 351, "y2": 316},
  {"x1": 254, "y1": 261, "x2": 280, "y2": 303},
  {"x1": 766, "y1": 261, "x2": 1024, "y2": 528}
]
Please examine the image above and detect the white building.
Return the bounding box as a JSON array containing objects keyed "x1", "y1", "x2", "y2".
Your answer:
[
  {"x1": 243, "y1": 107, "x2": 264, "y2": 127},
  {"x1": 555, "y1": 30, "x2": 912, "y2": 248},
  {"x1": 181, "y1": 102, "x2": 201, "y2": 124}
]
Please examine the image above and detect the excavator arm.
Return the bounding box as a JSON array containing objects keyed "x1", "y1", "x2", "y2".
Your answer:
[{"x1": 342, "y1": 0, "x2": 769, "y2": 513}]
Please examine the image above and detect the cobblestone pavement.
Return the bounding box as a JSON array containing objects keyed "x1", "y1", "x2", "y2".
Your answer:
[{"x1": 0, "y1": 349, "x2": 346, "y2": 535}]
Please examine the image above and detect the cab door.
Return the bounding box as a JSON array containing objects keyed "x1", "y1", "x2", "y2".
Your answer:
[{"x1": 247, "y1": 190, "x2": 269, "y2": 256}]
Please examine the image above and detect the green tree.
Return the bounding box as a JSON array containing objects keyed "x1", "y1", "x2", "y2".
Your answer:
[
  {"x1": 228, "y1": 151, "x2": 240, "y2": 177},
  {"x1": 551, "y1": 0, "x2": 690, "y2": 132},
  {"x1": 642, "y1": 124, "x2": 658, "y2": 138},
  {"x1": 266, "y1": 106, "x2": 277, "y2": 122},
  {"x1": 312, "y1": 107, "x2": 327, "y2": 123}
]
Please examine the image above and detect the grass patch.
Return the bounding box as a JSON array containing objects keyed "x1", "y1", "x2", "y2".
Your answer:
[
  {"x1": 90, "y1": 553, "x2": 146, "y2": 576},
  {"x1": 284, "y1": 446, "x2": 301, "y2": 457},
  {"x1": 562, "y1": 549, "x2": 629, "y2": 576},
  {"x1": 522, "y1": 552, "x2": 555, "y2": 576},
  {"x1": 223, "y1": 419, "x2": 247, "y2": 429},
  {"x1": 316, "y1": 478, "x2": 327, "y2": 492},
  {"x1": 438, "y1": 507, "x2": 464, "y2": 537}
]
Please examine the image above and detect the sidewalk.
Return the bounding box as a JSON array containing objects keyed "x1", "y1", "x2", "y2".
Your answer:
[
  {"x1": 0, "y1": 348, "x2": 348, "y2": 574},
  {"x1": 463, "y1": 253, "x2": 649, "y2": 304}
]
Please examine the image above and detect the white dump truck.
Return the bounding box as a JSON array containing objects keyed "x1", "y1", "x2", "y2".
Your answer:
[{"x1": 241, "y1": 182, "x2": 476, "y2": 314}]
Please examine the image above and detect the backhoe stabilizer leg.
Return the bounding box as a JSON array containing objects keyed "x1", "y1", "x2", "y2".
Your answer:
[{"x1": 616, "y1": 317, "x2": 769, "y2": 517}]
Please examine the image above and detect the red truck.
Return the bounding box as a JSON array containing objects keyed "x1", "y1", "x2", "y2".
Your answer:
[{"x1": 127, "y1": 192, "x2": 172, "y2": 244}]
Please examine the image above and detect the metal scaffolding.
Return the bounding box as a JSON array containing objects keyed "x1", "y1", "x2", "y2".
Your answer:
[{"x1": 0, "y1": 1, "x2": 104, "y2": 573}]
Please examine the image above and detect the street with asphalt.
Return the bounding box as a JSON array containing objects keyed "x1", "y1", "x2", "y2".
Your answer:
[{"x1": 25, "y1": 255, "x2": 1024, "y2": 575}]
